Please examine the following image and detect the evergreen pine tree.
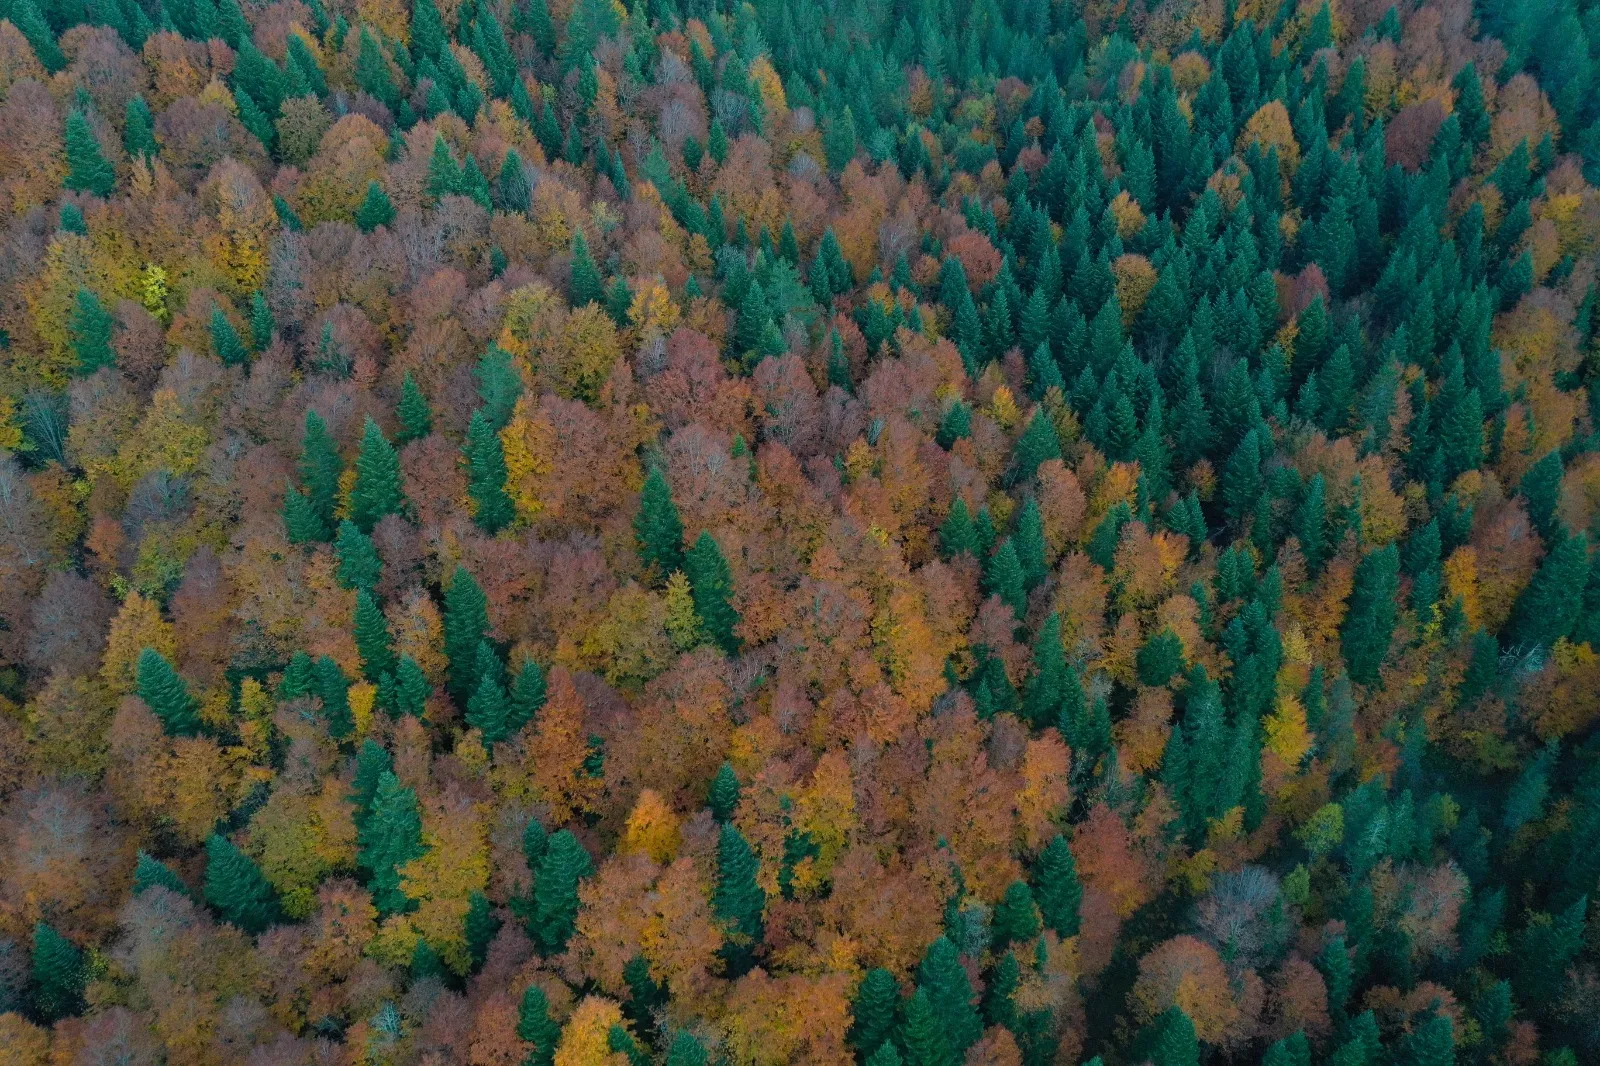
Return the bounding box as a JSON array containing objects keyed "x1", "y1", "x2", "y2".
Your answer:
[
  {"x1": 1021, "y1": 613, "x2": 1066, "y2": 729},
  {"x1": 464, "y1": 890, "x2": 500, "y2": 970},
  {"x1": 464, "y1": 410, "x2": 514, "y2": 533},
  {"x1": 299, "y1": 410, "x2": 343, "y2": 530},
  {"x1": 635, "y1": 467, "x2": 685, "y2": 579},
  {"x1": 124, "y1": 94, "x2": 157, "y2": 159},
  {"x1": 665, "y1": 1031, "x2": 709, "y2": 1066},
  {"x1": 349, "y1": 738, "x2": 391, "y2": 832},
  {"x1": 498, "y1": 148, "x2": 531, "y2": 213},
  {"x1": 1519, "y1": 451, "x2": 1564, "y2": 541},
  {"x1": 1033, "y1": 834, "x2": 1082, "y2": 937},
  {"x1": 685, "y1": 531, "x2": 740, "y2": 655},
  {"x1": 249, "y1": 290, "x2": 273, "y2": 350},
  {"x1": 1507, "y1": 532, "x2": 1589, "y2": 649},
  {"x1": 508, "y1": 658, "x2": 546, "y2": 733},
  {"x1": 1138, "y1": 1006, "x2": 1199, "y2": 1066},
  {"x1": 1013, "y1": 497, "x2": 1048, "y2": 589},
  {"x1": 355, "y1": 180, "x2": 395, "y2": 232},
  {"x1": 353, "y1": 588, "x2": 396, "y2": 682},
  {"x1": 569, "y1": 230, "x2": 604, "y2": 307},
  {"x1": 939, "y1": 497, "x2": 978, "y2": 559},
  {"x1": 467, "y1": 668, "x2": 511, "y2": 743},
  {"x1": 314, "y1": 654, "x2": 353, "y2": 738},
  {"x1": 30, "y1": 923, "x2": 85, "y2": 1021},
  {"x1": 1403, "y1": 1015, "x2": 1455, "y2": 1066},
  {"x1": 1340, "y1": 545, "x2": 1400, "y2": 686},
  {"x1": 358, "y1": 771, "x2": 425, "y2": 916},
  {"x1": 713, "y1": 823, "x2": 765, "y2": 972},
  {"x1": 1011, "y1": 408, "x2": 1062, "y2": 483},
  {"x1": 334, "y1": 519, "x2": 382, "y2": 589},
  {"x1": 396, "y1": 371, "x2": 433, "y2": 442},
  {"x1": 708, "y1": 761, "x2": 740, "y2": 822},
  {"x1": 210, "y1": 305, "x2": 248, "y2": 366},
  {"x1": 350, "y1": 417, "x2": 402, "y2": 532},
  {"x1": 203, "y1": 834, "x2": 280, "y2": 933},
  {"x1": 475, "y1": 342, "x2": 523, "y2": 430},
  {"x1": 391, "y1": 655, "x2": 430, "y2": 718},
  {"x1": 137, "y1": 647, "x2": 201, "y2": 736},
  {"x1": 518, "y1": 984, "x2": 561, "y2": 1066},
  {"x1": 849, "y1": 967, "x2": 900, "y2": 1057},
  {"x1": 64, "y1": 110, "x2": 114, "y2": 196},
  {"x1": 71, "y1": 287, "x2": 115, "y2": 374},
  {"x1": 427, "y1": 134, "x2": 462, "y2": 199},
  {"x1": 917, "y1": 936, "x2": 981, "y2": 1055},
  {"x1": 899, "y1": 987, "x2": 955, "y2": 1066},
  {"x1": 11, "y1": 0, "x2": 65, "y2": 71},
  {"x1": 444, "y1": 567, "x2": 490, "y2": 704},
  {"x1": 532, "y1": 829, "x2": 592, "y2": 952},
  {"x1": 992, "y1": 880, "x2": 1041, "y2": 945},
  {"x1": 984, "y1": 539, "x2": 1028, "y2": 618},
  {"x1": 133, "y1": 850, "x2": 189, "y2": 896}
]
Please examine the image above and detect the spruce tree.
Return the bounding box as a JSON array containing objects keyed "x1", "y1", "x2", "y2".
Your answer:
[
  {"x1": 665, "y1": 1031, "x2": 709, "y2": 1066},
  {"x1": 475, "y1": 342, "x2": 524, "y2": 430},
  {"x1": 685, "y1": 531, "x2": 740, "y2": 655},
  {"x1": 64, "y1": 110, "x2": 115, "y2": 196},
  {"x1": 569, "y1": 230, "x2": 604, "y2": 307},
  {"x1": 355, "y1": 180, "x2": 395, "y2": 232},
  {"x1": 427, "y1": 133, "x2": 462, "y2": 199},
  {"x1": 314, "y1": 654, "x2": 353, "y2": 738},
  {"x1": 211, "y1": 305, "x2": 248, "y2": 366},
  {"x1": 358, "y1": 771, "x2": 426, "y2": 916},
  {"x1": 350, "y1": 417, "x2": 402, "y2": 532},
  {"x1": 634, "y1": 466, "x2": 685, "y2": 579},
  {"x1": 250, "y1": 290, "x2": 274, "y2": 350},
  {"x1": 984, "y1": 539, "x2": 1028, "y2": 618},
  {"x1": 1340, "y1": 545, "x2": 1400, "y2": 686},
  {"x1": 1508, "y1": 532, "x2": 1590, "y2": 649},
  {"x1": 299, "y1": 410, "x2": 343, "y2": 531},
  {"x1": 1033, "y1": 834, "x2": 1082, "y2": 937},
  {"x1": 131, "y1": 849, "x2": 189, "y2": 897},
  {"x1": 917, "y1": 936, "x2": 981, "y2": 1055},
  {"x1": 31, "y1": 923, "x2": 85, "y2": 1022},
  {"x1": 349, "y1": 738, "x2": 391, "y2": 832},
  {"x1": 1403, "y1": 1015, "x2": 1455, "y2": 1066},
  {"x1": 1519, "y1": 451, "x2": 1564, "y2": 541},
  {"x1": 204, "y1": 834, "x2": 280, "y2": 934},
  {"x1": 390, "y1": 655, "x2": 430, "y2": 718},
  {"x1": 939, "y1": 497, "x2": 978, "y2": 559},
  {"x1": 467, "y1": 668, "x2": 511, "y2": 743},
  {"x1": 899, "y1": 987, "x2": 955, "y2": 1066},
  {"x1": 849, "y1": 967, "x2": 900, "y2": 1057},
  {"x1": 334, "y1": 519, "x2": 382, "y2": 590},
  {"x1": 992, "y1": 880, "x2": 1041, "y2": 945},
  {"x1": 1022, "y1": 613, "x2": 1066, "y2": 728},
  {"x1": 464, "y1": 890, "x2": 500, "y2": 970},
  {"x1": 353, "y1": 588, "x2": 396, "y2": 682},
  {"x1": 532, "y1": 829, "x2": 592, "y2": 952},
  {"x1": 508, "y1": 658, "x2": 546, "y2": 733},
  {"x1": 1264, "y1": 1032, "x2": 1311, "y2": 1066},
  {"x1": 1137, "y1": 628, "x2": 1185, "y2": 687},
  {"x1": 518, "y1": 984, "x2": 561, "y2": 1066},
  {"x1": 464, "y1": 410, "x2": 514, "y2": 533},
  {"x1": 12, "y1": 0, "x2": 64, "y2": 72},
  {"x1": 1137, "y1": 1006, "x2": 1199, "y2": 1066},
  {"x1": 713, "y1": 824, "x2": 765, "y2": 972},
  {"x1": 137, "y1": 647, "x2": 201, "y2": 736},
  {"x1": 396, "y1": 371, "x2": 433, "y2": 442},
  {"x1": 1013, "y1": 497, "x2": 1048, "y2": 589},
  {"x1": 1011, "y1": 407, "x2": 1062, "y2": 484},
  {"x1": 708, "y1": 761, "x2": 740, "y2": 822},
  {"x1": 71, "y1": 287, "x2": 115, "y2": 374},
  {"x1": 444, "y1": 567, "x2": 490, "y2": 705}
]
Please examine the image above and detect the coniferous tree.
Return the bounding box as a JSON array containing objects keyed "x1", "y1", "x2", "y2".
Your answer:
[
  {"x1": 899, "y1": 987, "x2": 955, "y2": 1066},
  {"x1": 708, "y1": 762, "x2": 740, "y2": 822},
  {"x1": 635, "y1": 466, "x2": 686, "y2": 579},
  {"x1": 466, "y1": 667, "x2": 511, "y2": 744},
  {"x1": 444, "y1": 567, "x2": 490, "y2": 704},
  {"x1": 204, "y1": 834, "x2": 280, "y2": 933},
  {"x1": 249, "y1": 290, "x2": 273, "y2": 350},
  {"x1": 133, "y1": 850, "x2": 189, "y2": 896},
  {"x1": 985, "y1": 539, "x2": 1028, "y2": 618},
  {"x1": 71, "y1": 287, "x2": 115, "y2": 374},
  {"x1": 1022, "y1": 614, "x2": 1066, "y2": 728},
  {"x1": 685, "y1": 531, "x2": 740, "y2": 654},
  {"x1": 1137, "y1": 1006, "x2": 1199, "y2": 1066},
  {"x1": 64, "y1": 110, "x2": 114, "y2": 195},
  {"x1": 1341, "y1": 545, "x2": 1400, "y2": 686},
  {"x1": 396, "y1": 371, "x2": 433, "y2": 442},
  {"x1": 917, "y1": 936, "x2": 981, "y2": 1055},
  {"x1": 569, "y1": 230, "x2": 604, "y2": 307},
  {"x1": 532, "y1": 830, "x2": 592, "y2": 952},
  {"x1": 1507, "y1": 532, "x2": 1590, "y2": 649},
  {"x1": 992, "y1": 880, "x2": 1041, "y2": 945},
  {"x1": 1011, "y1": 408, "x2": 1062, "y2": 484},
  {"x1": 349, "y1": 738, "x2": 391, "y2": 832},
  {"x1": 211, "y1": 305, "x2": 248, "y2": 366},
  {"x1": 713, "y1": 823, "x2": 765, "y2": 973},
  {"x1": 507, "y1": 658, "x2": 546, "y2": 733},
  {"x1": 464, "y1": 410, "x2": 514, "y2": 533},
  {"x1": 299, "y1": 411, "x2": 343, "y2": 531},
  {"x1": 334, "y1": 519, "x2": 382, "y2": 590},
  {"x1": 850, "y1": 967, "x2": 900, "y2": 1057},
  {"x1": 939, "y1": 497, "x2": 979, "y2": 559},
  {"x1": 358, "y1": 771, "x2": 425, "y2": 916},
  {"x1": 137, "y1": 647, "x2": 201, "y2": 735},
  {"x1": 31, "y1": 923, "x2": 85, "y2": 1021},
  {"x1": 353, "y1": 588, "x2": 396, "y2": 682},
  {"x1": 314, "y1": 654, "x2": 353, "y2": 738},
  {"x1": 1033, "y1": 834, "x2": 1082, "y2": 937},
  {"x1": 350, "y1": 417, "x2": 403, "y2": 532},
  {"x1": 518, "y1": 984, "x2": 561, "y2": 1066},
  {"x1": 355, "y1": 180, "x2": 395, "y2": 232}
]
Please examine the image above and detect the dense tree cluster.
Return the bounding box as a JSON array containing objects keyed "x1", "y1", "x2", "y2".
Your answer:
[{"x1": 0, "y1": 0, "x2": 1598, "y2": 1063}]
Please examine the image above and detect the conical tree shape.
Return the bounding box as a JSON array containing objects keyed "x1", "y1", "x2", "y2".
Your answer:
[
  {"x1": 532, "y1": 829, "x2": 592, "y2": 952},
  {"x1": 1138, "y1": 1006, "x2": 1199, "y2": 1066},
  {"x1": 1403, "y1": 1015, "x2": 1455, "y2": 1066},
  {"x1": 1022, "y1": 613, "x2": 1066, "y2": 728},
  {"x1": 899, "y1": 987, "x2": 955, "y2": 1066},
  {"x1": 204, "y1": 833, "x2": 280, "y2": 934},
  {"x1": 250, "y1": 290, "x2": 274, "y2": 350},
  {"x1": 714, "y1": 823, "x2": 766, "y2": 972},
  {"x1": 396, "y1": 371, "x2": 433, "y2": 442},
  {"x1": 314, "y1": 655, "x2": 353, "y2": 738},
  {"x1": 64, "y1": 110, "x2": 114, "y2": 196},
  {"x1": 685, "y1": 531, "x2": 740, "y2": 655},
  {"x1": 211, "y1": 305, "x2": 248, "y2": 365},
  {"x1": 518, "y1": 983, "x2": 561, "y2": 1066},
  {"x1": 569, "y1": 229, "x2": 604, "y2": 307},
  {"x1": 634, "y1": 466, "x2": 685, "y2": 579},
  {"x1": 279, "y1": 482, "x2": 326, "y2": 543},
  {"x1": 498, "y1": 148, "x2": 532, "y2": 212},
  {"x1": 992, "y1": 880, "x2": 1042, "y2": 945},
  {"x1": 355, "y1": 180, "x2": 395, "y2": 232},
  {"x1": 664, "y1": 1031, "x2": 708, "y2": 1066},
  {"x1": 353, "y1": 588, "x2": 396, "y2": 682},
  {"x1": 428, "y1": 133, "x2": 462, "y2": 199},
  {"x1": 939, "y1": 497, "x2": 978, "y2": 559},
  {"x1": 390, "y1": 654, "x2": 430, "y2": 718},
  {"x1": 464, "y1": 409, "x2": 514, "y2": 533},
  {"x1": 349, "y1": 737, "x2": 392, "y2": 832},
  {"x1": 358, "y1": 771, "x2": 425, "y2": 916},
  {"x1": 1507, "y1": 531, "x2": 1588, "y2": 649},
  {"x1": 1011, "y1": 407, "x2": 1062, "y2": 484},
  {"x1": 133, "y1": 850, "x2": 189, "y2": 896},
  {"x1": 464, "y1": 889, "x2": 500, "y2": 970},
  {"x1": 917, "y1": 936, "x2": 981, "y2": 1054},
  {"x1": 299, "y1": 410, "x2": 343, "y2": 529},
  {"x1": 985, "y1": 539, "x2": 1027, "y2": 618},
  {"x1": 1340, "y1": 544, "x2": 1400, "y2": 686},
  {"x1": 508, "y1": 658, "x2": 546, "y2": 733},
  {"x1": 1013, "y1": 496, "x2": 1048, "y2": 588},
  {"x1": 850, "y1": 966, "x2": 900, "y2": 1056},
  {"x1": 350, "y1": 417, "x2": 403, "y2": 532},
  {"x1": 1033, "y1": 834, "x2": 1082, "y2": 936},
  {"x1": 334, "y1": 519, "x2": 382, "y2": 589},
  {"x1": 71, "y1": 287, "x2": 115, "y2": 374},
  {"x1": 31, "y1": 923, "x2": 85, "y2": 1022},
  {"x1": 444, "y1": 567, "x2": 490, "y2": 705},
  {"x1": 708, "y1": 761, "x2": 740, "y2": 822},
  {"x1": 466, "y1": 668, "x2": 511, "y2": 743},
  {"x1": 137, "y1": 647, "x2": 201, "y2": 735}
]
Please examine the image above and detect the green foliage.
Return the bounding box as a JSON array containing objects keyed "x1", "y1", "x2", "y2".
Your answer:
[
  {"x1": 635, "y1": 466, "x2": 686, "y2": 580},
  {"x1": 137, "y1": 647, "x2": 201, "y2": 735},
  {"x1": 63, "y1": 110, "x2": 114, "y2": 195},
  {"x1": 464, "y1": 409, "x2": 514, "y2": 533},
  {"x1": 358, "y1": 771, "x2": 426, "y2": 916},
  {"x1": 685, "y1": 531, "x2": 740, "y2": 654},
  {"x1": 532, "y1": 830, "x2": 592, "y2": 952},
  {"x1": 31, "y1": 923, "x2": 85, "y2": 1021},
  {"x1": 204, "y1": 834, "x2": 281, "y2": 934},
  {"x1": 71, "y1": 287, "x2": 115, "y2": 374},
  {"x1": 355, "y1": 181, "x2": 395, "y2": 232},
  {"x1": 350, "y1": 417, "x2": 403, "y2": 532}
]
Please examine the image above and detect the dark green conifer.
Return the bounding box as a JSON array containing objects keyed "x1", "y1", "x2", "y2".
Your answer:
[
  {"x1": 713, "y1": 824, "x2": 765, "y2": 972},
  {"x1": 508, "y1": 658, "x2": 546, "y2": 733},
  {"x1": 917, "y1": 936, "x2": 981, "y2": 1054},
  {"x1": 532, "y1": 830, "x2": 592, "y2": 952},
  {"x1": 137, "y1": 647, "x2": 201, "y2": 736},
  {"x1": 353, "y1": 588, "x2": 396, "y2": 681},
  {"x1": 355, "y1": 180, "x2": 395, "y2": 232},
  {"x1": 850, "y1": 967, "x2": 900, "y2": 1057},
  {"x1": 358, "y1": 771, "x2": 425, "y2": 915},
  {"x1": 1033, "y1": 834, "x2": 1081, "y2": 937},
  {"x1": 204, "y1": 834, "x2": 280, "y2": 933},
  {"x1": 992, "y1": 880, "x2": 1041, "y2": 945},
  {"x1": 635, "y1": 467, "x2": 685, "y2": 580},
  {"x1": 518, "y1": 983, "x2": 561, "y2": 1066},
  {"x1": 1340, "y1": 545, "x2": 1400, "y2": 686},
  {"x1": 396, "y1": 371, "x2": 432, "y2": 442},
  {"x1": 569, "y1": 229, "x2": 604, "y2": 307},
  {"x1": 985, "y1": 539, "x2": 1028, "y2": 618},
  {"x1": 334, "y1": 519, "x2": 382, "y2": 590},
  {"x1": 71, "y1": 287, "x2": 115, "y2": 374},
  {"x1": 350, "y1": 417, "x2": 403, "y2": 532},
  {"x1": 299, "y1": 410, "x2": 343, "y2": 530},
  {"x1": 64, "y1": 110, "x2": 114, "y2": 195},
  {"x1": 464, "y1": 410, "x2": 514, "y2": 533},
  {"x1": 133, "y1": 850, "x2": 189, "y2": 896},
  {"x1": 211, "y1": 305, "x2": 248, "y2": 366},
  {"x1": 31, "y1": 923, "x2": 85, "y2": 1021},
  {"x1": 685, "y1": 531, "x2": 740, "y2": 655}
]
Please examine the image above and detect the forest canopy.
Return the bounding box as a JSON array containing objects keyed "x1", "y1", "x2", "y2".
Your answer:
[{"x1": 0, "y1": 0, "x2": 1598, "y2": 1063}]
